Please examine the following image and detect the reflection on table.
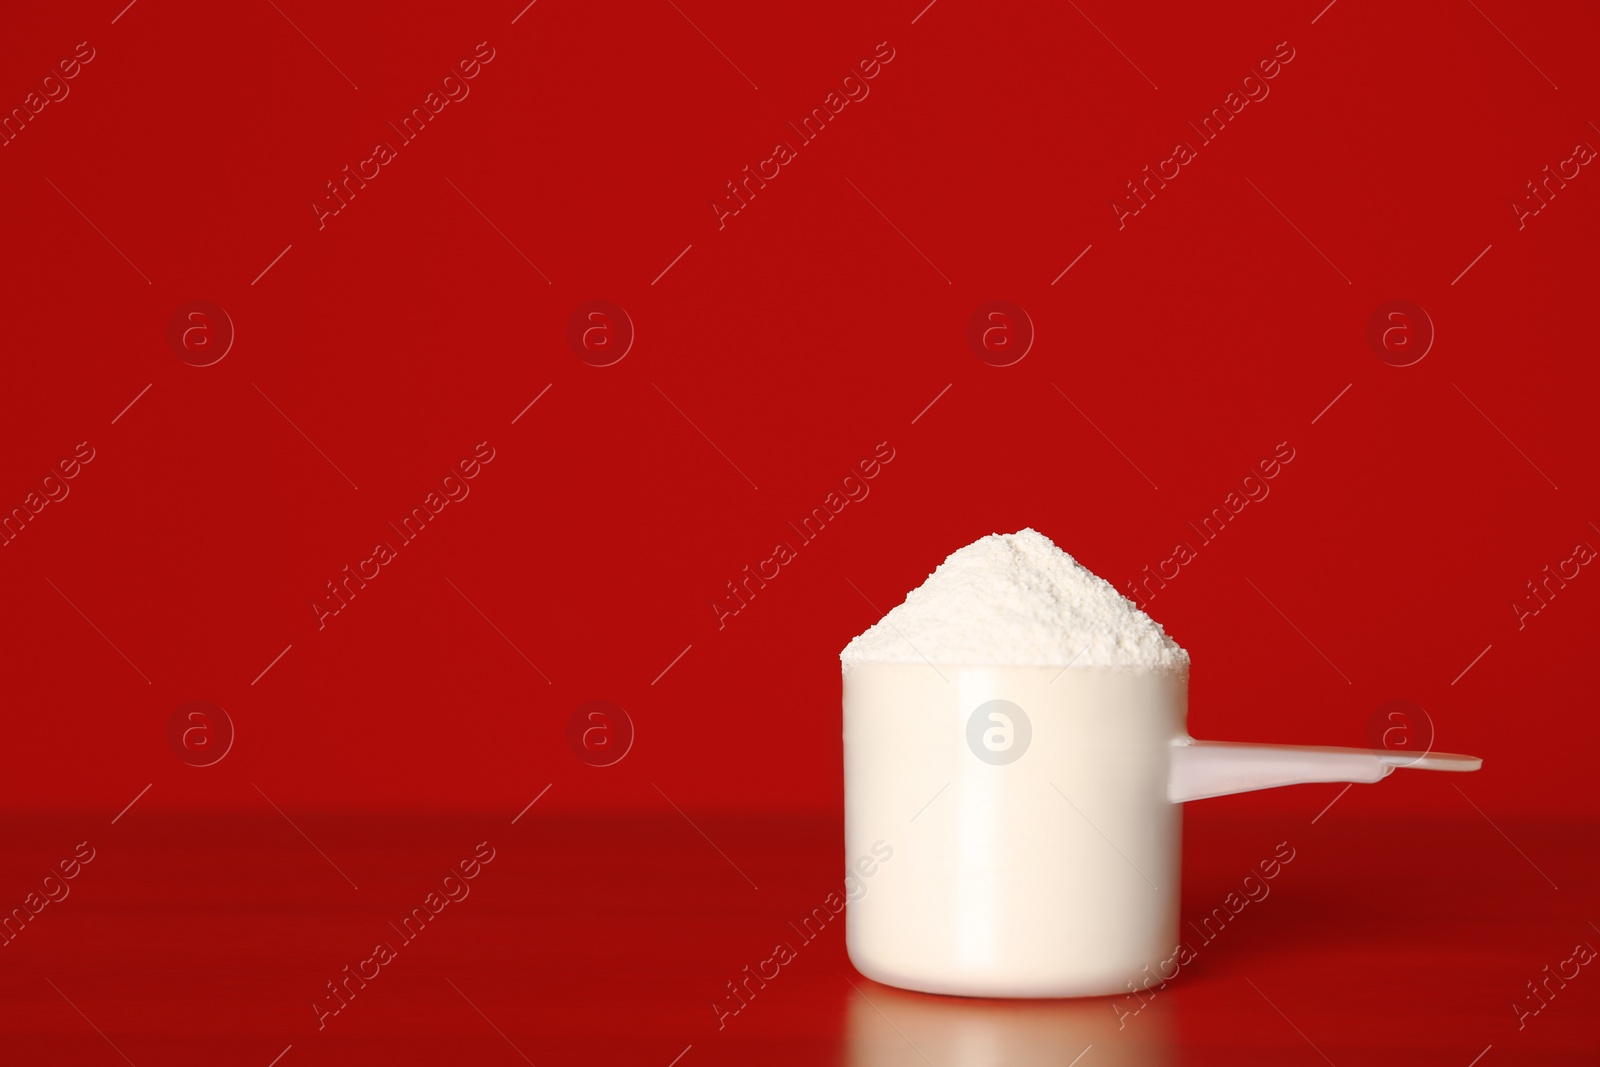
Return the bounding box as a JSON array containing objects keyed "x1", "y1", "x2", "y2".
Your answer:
[{"x1": 843, "y1": 976, "x2": 1175, "y2": 1067}]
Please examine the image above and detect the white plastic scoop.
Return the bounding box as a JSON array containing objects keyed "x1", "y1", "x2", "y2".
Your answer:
[
  {"x1": 844, "y1": 664, "x2": 1485, "y2": 998},
  {"x1": 1168, "y1": 739, "x2": 1482, "y2": 802}
]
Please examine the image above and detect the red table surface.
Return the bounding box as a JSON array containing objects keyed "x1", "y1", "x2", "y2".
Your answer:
[{"x1": 2, "y1": 803, "x2": 1594, "y2": 1065}]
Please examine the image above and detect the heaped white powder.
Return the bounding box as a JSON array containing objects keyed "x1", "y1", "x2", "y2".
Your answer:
[{"x1": 840, "y1": 529, "x2": 1188, "y2": 673}]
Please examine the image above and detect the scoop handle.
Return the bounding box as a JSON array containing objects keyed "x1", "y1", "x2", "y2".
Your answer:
[{"x1": 1167, "y1": 739, "x2": 1482, "y2": 803}]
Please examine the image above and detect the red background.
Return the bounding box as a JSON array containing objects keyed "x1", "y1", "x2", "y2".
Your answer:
[{"x1": 1, "y1": 1, "x2": 1596, "y2": 1064}]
